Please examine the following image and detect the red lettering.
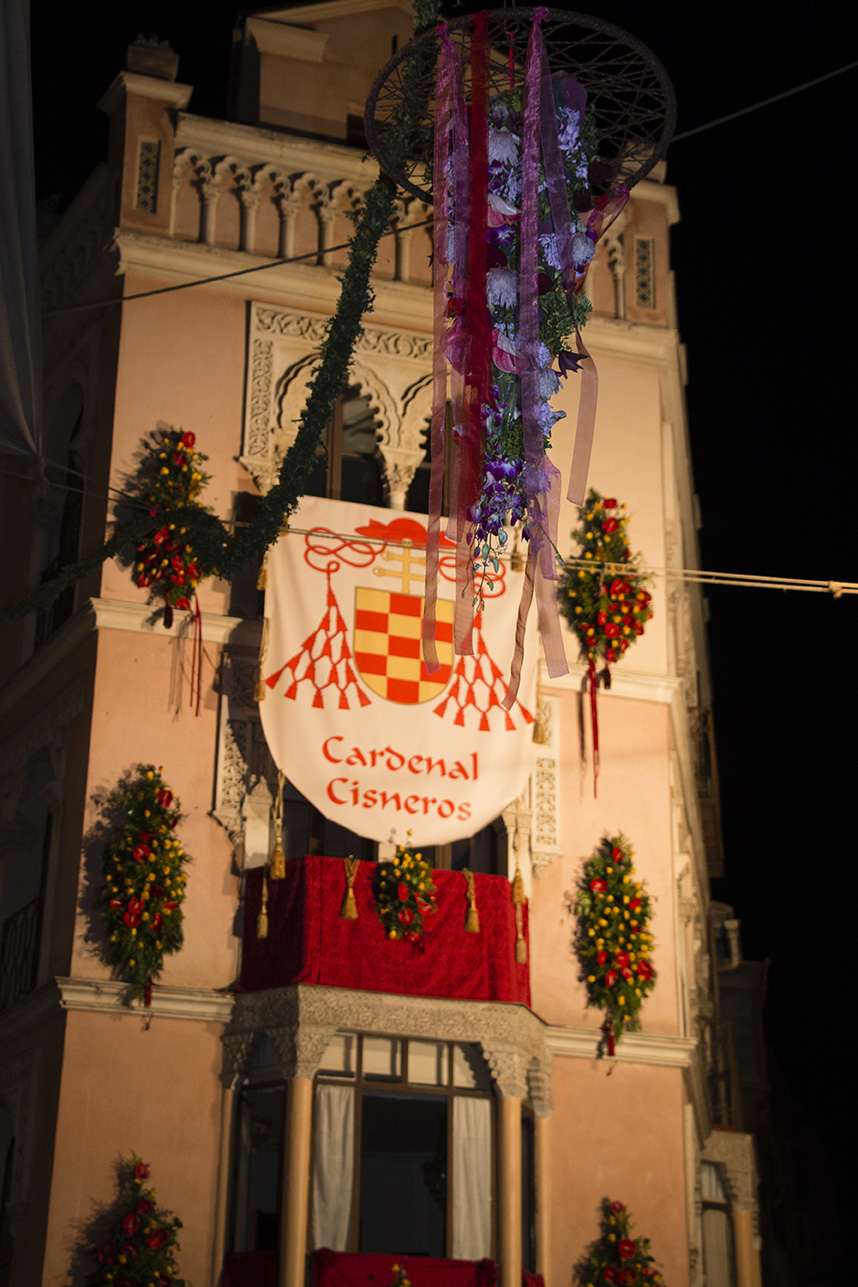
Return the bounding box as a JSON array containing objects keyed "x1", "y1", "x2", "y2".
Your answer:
[
  {"x1": 421, "y1": 797, "x2": 438, "y2": 814},
  {"x1": 380, "y1": 791, "x2": 402, "y2": 811},
  {"x1": 346, "y1": 747, "x2": 367, "y2": 767},
  {"x1": 424, "y1": 757, "x2": 446, "y2": 777},
  {"x1": 472, "y1": 752, "x2": 478, "y2": 780},
  {"x1": 407, "y1": 756, "x2": 424, "y2": 774},
  {"x1": 362, "y1": 790, "x2": 378, "y2": 809},
  {"x1": 437, "y1": 799, "x2": 454, "y2": 819},
  {"x1": 384, "y1": 746, "x2": 405, "y2": 771},
  {"x1": 350, "y1": 780, "x2": 360, "y2": 806},
  {"x1": 448, "y1": 760, "x2": 469, "y2": 780},
  {"x1": 404, "y1": 795, "x2": 420, "y2": 814},
  {"x1": 323, "y1": 737, "x2": 344, "y2": 764},
  {"x1": 457, "y1": 802, "x2": 472, "y2": 821},
  {"x1": 326, "y1": 777, "x2": 349, "y2": 804}
]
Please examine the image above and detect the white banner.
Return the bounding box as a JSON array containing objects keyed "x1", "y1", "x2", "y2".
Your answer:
[{"x1": 260, "y1": 497, "x2": 537, "y2": 845}]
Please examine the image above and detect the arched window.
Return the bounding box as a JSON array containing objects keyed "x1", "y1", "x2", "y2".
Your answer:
[
  {"x1": 306, "y1": 386, "x2": 384, "y2": 507},
  {"x1": 34, "y1": 385, "x2": 85, "y2": 645}
]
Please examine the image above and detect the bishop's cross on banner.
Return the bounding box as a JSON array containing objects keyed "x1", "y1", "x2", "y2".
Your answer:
[{"x1": 260, "y1": 497, "x2": 538, "y2": 846}]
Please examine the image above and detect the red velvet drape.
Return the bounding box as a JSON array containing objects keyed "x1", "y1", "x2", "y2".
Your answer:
[
  {"x1": 313, "y1": 1250, "x2": 498, "y2": 1287},
  {"x1": 240, "y1": 857, "x2": 530, "y2": 1006}
]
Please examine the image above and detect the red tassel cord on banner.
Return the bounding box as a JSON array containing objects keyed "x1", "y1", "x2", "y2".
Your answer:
[
  {"x1": 189, "y1": 594, "x2": 204, "y2": 717},
  {"x1": 588, "y1": 655, "x2": 600, "y2": 798}
]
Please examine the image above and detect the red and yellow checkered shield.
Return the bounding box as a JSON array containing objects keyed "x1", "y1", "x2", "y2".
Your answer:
[{"x1": 353, "y1": 588, "x2": 453, "y2": 704}]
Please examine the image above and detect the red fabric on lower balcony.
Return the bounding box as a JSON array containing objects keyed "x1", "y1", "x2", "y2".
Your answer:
[
  {"x1": 313, "y1": 1249, "x2": 498, "y2": 1287},
  {"x1": 239, "y1": 856, "x2": 530, "y2": 1005}
]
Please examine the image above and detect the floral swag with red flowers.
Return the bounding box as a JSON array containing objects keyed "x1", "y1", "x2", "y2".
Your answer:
[
  {"x1": 130, "y1": 426, "x2": 213, "y2": 628},
  {"x1": 574, "y1": 1197, "x2": 665, "y2": 1287},
  {"x1": 94, "y1": 766, "x2": 190, "y2": 1005},
  {"x1": 372, "y1": 841, "x2": 437, "y2": 948},
  {"x1": 569, "y1": 834, "x2": 656, "y2": 1055},
  {"x1": 87, "y1": 1155, "x2": 186, "y2": 1287},
  {"x1": 557, "y1": 490, "x2": 653, "y2": 793}
]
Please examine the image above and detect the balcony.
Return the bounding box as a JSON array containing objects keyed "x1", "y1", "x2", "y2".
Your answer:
[
  {"x1": 0, "y1": 897, "x2": 42, "y2": 1012},
  {"x1": 239, "y1": 857, "x2": 530, "y2": 1006}
]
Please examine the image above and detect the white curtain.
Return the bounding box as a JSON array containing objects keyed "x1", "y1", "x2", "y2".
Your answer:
[
  {"x1": 451, "y1": 1096, "x2": 492, "y2": 1260},
  {"x1": 312, "y1": 1083, "x2": 355, "y2": 1250}
]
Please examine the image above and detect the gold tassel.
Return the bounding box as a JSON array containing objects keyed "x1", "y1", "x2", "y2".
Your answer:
[
  {"x1": 511, "y1": 800, "x2": 527, "y2": 963},
  {"x1": 254, "y1": 617, "x2": 270, "y2": 702},
  {"x1": 256, "y1": 869, "x2": 269, "y2": 939},
  {"x1": 462, "y1": 868, "x2": 480, "y2": 933},
  {"x1": 341, "y1": 855, "x2": 359, "y2": 919},
  {"x1": 532, "y1": 674, "x2": 547, "y2": 745},
  {"x1": 269, "y1": 770, "x2": 286, "y2": 879},
  {"x1": 256, "y1": 550, "x2": 269, "y2": 590}
]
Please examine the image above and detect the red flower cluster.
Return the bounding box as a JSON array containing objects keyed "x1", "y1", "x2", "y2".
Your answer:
[{"x1": 89, "y1": 1156, "x2": 184, "y2": 1287}]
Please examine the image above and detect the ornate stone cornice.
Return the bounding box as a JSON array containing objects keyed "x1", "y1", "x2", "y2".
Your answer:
[
  {"x1": 56, "y1": 977, "x2": 236, "y2": 1024},
  {"x1": 224, "y1": 985, "x2": 550, "y2": 1103}
]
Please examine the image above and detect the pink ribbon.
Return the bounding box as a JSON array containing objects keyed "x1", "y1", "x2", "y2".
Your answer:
[{"x1": 503, "y1": 10, "x2": 568, "y2": 707}]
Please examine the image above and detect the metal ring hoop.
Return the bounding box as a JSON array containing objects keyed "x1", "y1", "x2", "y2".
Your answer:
[{"x1": 365, "y1": 8, "x2": 676, "y2": 202}]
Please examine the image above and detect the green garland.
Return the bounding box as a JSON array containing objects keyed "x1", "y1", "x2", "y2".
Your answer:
[
  {"x1": 95, "y1": 766, "x2": 190, "y2": 1004},
  {"x1": 372, "y1": 840, "x2": 436, "y2": 945},
  {"x1": 87, "y1": 1155, "x2": 186, "y2": 1286},
  {"x1": 574, "y1": 1198, "x2": 665, "y2": 1287},
  {"x1": 131, "y1": 428, "x2": 213, "y2": 618},
  {"x1": 0, "y1": 0, "x2": 443, "y2": 629},
  {"x1": 571, "y1": 834, "x2": 656, "y2": 1049},
  {"x1": 557, "y1": 490, "x2": 653, "y2": 668}
]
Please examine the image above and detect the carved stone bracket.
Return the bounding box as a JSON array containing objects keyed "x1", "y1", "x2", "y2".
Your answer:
[
  {"x1": 702, "y1": 1129, "x2": 759, "y2": 1225},
  {"x1": 223, "y1": 984, "x2": 551, "y2": 1105}
]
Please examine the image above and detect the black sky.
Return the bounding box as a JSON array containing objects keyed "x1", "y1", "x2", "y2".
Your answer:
[{"x1": 30, "y1": 0, "x2": 857, "y2": 1194}]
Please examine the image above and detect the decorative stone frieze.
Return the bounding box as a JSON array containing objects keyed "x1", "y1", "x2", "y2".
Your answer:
[
  {"x1": 223, "y1": 984, "x2": 551, "y2": 1106},
  {"x1": 530, "y1": 696, "x2": 561, "y2": 878}
]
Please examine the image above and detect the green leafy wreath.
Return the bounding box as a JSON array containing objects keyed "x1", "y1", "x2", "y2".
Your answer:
[
  {"x1": 372, "y1": 841, "x2": 436, "y2": 947},
  {"x1": 95, "y1": 766, "x2": 190, "y2": 1004},
  {"x1": 571, "y1": 834, "x2": 656, "y2": 1053},
  {"x1": 574, "y1": 1197, "x2": 665, "y2": 1287},
  {"x1": 86, "y1": 1154, "x2": 186, "y2": 1286},
  {"x1": 131, "y1": 428, "x2": 213, "y2": 623},
  {"x1": 558, "y1": 489, "x2": 653, "y2": 669}
]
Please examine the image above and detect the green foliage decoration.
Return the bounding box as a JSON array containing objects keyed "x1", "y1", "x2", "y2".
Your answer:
[
  {"x1": 574, "y1": 1197, "x2": 665, "y2": 1287},
  {"x1": 95, "y1": 766, "x2": 190, "y2": 1004},
  {"x1": 87, "y1": 1155, "x2": 187, "y2": 1286},
  {"x1": 570, "y1": 834, "x2": 656, "y2": 1047},
  {"x1": 0, "y1": 0, "x2": 443, "y2": 629},
  {"x1": 131, "y1": 429, "x2": 212, "y2": 616},
  {"x1": 557, "y1": 489, "x2": 653, "y2": 668},
  {"x1": 373, "y1": 840, "x2": 437, "y2": 945}
]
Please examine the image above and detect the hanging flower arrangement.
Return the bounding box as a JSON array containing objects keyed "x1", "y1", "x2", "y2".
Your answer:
[
  {"x1": 87, "y1": 1155, "x2": 187, "y2": 1286},
  {"x1": 419, "y1": 12, "x2": 631, "y2": 706},
  {"x1": 95, "y1": 766, "x2": 190, "y2": 1005},
  {"x1": 131, "y1": 427, "x2": 212, "y2": 627},
  {"x1": 571, "y1": 834, "x2": 656, "y2": 1055},
  {"x1": 574, "y1": 1198, "x2": 665, "y2": 1287},
  {"x1": 557, "y1": 490, "x2": 653, "y2": 792},
  {"x1": 373, "y1": 840, "x2": 436, "y2": 948}
]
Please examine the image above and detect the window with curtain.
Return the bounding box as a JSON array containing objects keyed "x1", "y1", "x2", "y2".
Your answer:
[
  {"x1": 305, "y1": 386, "x2": 384, "y2": 506},
  {"x1": 701, "y1": 1161, "x2": 737, "y2": 1287},
  {"x1": 312, "y1": 1034, "x2": 496, "y2": 1260}
]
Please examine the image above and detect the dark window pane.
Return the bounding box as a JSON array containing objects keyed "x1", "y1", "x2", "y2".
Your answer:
[
  {"x1": 231, "y1": 1085, "x2": 285, "y2": 1252},
  {"x1": 359, "y1": 1091, "x2": 447, "y2": 1256},
  {"x1": 521, "y1": 1113, "x2": 536, "y2": 1273}
]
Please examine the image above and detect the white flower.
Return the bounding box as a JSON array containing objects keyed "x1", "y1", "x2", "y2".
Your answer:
[
  {"x1": 488, "y1": 192, "x2": 520, "y2": 217},
  {"x1": 488, "y1": 128, "x2": 521, "y2": 165},
  {"x1": 487, "y1": 268, "x2": 518, "y2": 310},
  {"x1": 572, "y1": 232, "x2": 594, "y2": 267},
  {"x1": 540, "y1": 367, "x2": 561, "y2": 398},
  {"x1": 558, "y1": 108, "x2": 581, "y2": 152}
]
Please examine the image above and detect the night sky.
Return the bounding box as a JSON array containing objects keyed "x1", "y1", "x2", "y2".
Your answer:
[{"x1": 30, "y1": 0, "x2": 856, "y2": 1216}]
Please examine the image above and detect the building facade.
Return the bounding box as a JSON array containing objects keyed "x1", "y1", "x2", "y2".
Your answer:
[{"x1": 0, "y1": 4, "x2": 762, "y2": 1286}]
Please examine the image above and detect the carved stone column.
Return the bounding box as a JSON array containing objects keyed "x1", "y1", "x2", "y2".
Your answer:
[
  {"x1": 201, "y1": 182, "x2": 221, "y2": 246},
  {"x1": 280, "y1": 1076, "x2": 314, "y2": 1287},
  {"x1": 379, "y1": 445, "x2": 424, "y2": 511},
  {"x1": 498, "y1": 1094, "x2": 522, "y2": 1287}
]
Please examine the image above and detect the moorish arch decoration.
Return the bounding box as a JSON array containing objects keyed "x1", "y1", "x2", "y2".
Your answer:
[{"x1": 242, "y1": 302, "x2": 435, "y2": 504}]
